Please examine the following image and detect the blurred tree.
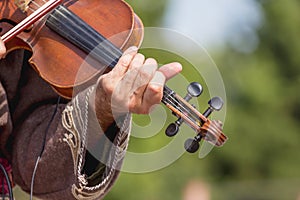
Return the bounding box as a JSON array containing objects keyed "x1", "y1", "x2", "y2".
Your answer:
[
  {"x1": 210, "y1": 0, "x2": 300, "y2": 198},
  {"x1": 106, "y1": 0, "x2": 300, "y2": 200}
]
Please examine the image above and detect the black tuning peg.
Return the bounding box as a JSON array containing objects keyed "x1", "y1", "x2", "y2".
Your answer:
[
  {"x1": 165, "y1": 82, "x2": 203, "y2": 137},
  {"x1": 184, "y1": 96, "x2": 224, "y2": 153},
  {"x1": 165, "y1": 118, "x2": 183, "y2": 137},
  {"x1": 203, "y1": 97, "x2": 224, "y2": 118},
  {"x1": 184, "y1": 134, "x2": 202, "y2": 153}
]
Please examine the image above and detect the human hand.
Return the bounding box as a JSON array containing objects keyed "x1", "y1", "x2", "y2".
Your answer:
[
  {"x1": 0, "y1": 39, "x2": 6, "y2": 58},
  {"x1": 95, "y1": 46, "x2": 182, "y2": 130}
]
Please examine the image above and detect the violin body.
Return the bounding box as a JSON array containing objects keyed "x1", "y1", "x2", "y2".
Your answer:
[{"x1": 0, "y1": 0, "x2": 144, "y2": 98}]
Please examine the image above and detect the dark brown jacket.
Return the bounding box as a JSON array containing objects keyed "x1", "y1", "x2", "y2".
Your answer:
[{"x1": 0, "y1": 50, "x2": 131, "y2": 200}]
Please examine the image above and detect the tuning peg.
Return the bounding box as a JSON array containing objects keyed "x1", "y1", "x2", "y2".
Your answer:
[
  {"x1": 165, "y1": 123, "x2": 178, "y2": 137},
  {"x1": 184, "y1": 134, "x2": 202, "y2": 153},
  {"x1": 165, "y1": 118, "x2": 183, "y2": 137},
  {"x1": 184, "y1": 82, "x2": 203, "y2": 101},
  {"x1": 203, "y1": 97, "x2": 224, "y2": 118}
]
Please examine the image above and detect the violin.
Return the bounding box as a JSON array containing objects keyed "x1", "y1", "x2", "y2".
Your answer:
[{"x1": 0, "y1": 0, "x2": 227, "y2": 153}]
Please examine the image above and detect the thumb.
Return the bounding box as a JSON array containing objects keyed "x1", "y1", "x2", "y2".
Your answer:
[{"x1": 158, "y1": 62, "x2": 182, "y2": 81}]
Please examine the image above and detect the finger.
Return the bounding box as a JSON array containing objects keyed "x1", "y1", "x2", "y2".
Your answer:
[
  {"x1": 111, "y1": 46, "x2": 138, "y2": 76},
  {"x1": 132, "y1": 58, "x2": 158, "y2": 99},
  {"x1": 128, "y1": 53, "x2": 145, "y2": 71},
  {"x1": 139, "y1": 71, "x2": 166, "y2": 114},
  {"x1": 158, "y1": 62, "x2": 182, "y2": 80},
  {"x1": 116, "y1": 53, "x2": 145, "y2": 97},
  {"x1": 110, "y1": 54, "x2": 148, "y2": 107}
]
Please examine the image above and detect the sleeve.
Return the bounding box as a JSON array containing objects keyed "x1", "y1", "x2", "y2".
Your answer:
[{"x1": 12, "y1": 84, "x2": 131, "y2": 200}]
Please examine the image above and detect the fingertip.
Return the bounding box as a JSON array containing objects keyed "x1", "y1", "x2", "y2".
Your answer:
[
  {"x1": 172, "y1": 62, "x2": 183, "y2": 73},
  {"x1": 150, "y1": 71, "x2": 166, "y2": 88},
  {"x1": 159, "y1": 62, "x2": 183, "y2": 80},
  {"x1": 123, "y1": 46, "x2": 138, "y2": 55},
  {"x1": 144, "y1": 57, "x2": 157, "y2": 66},
  {"x1": 115, "y1": 46, "x2": 138, "y2": 72}
]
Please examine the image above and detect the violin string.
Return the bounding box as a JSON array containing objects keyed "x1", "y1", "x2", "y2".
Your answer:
[
  {"x1": 162, "y1": 90, "x2": 201, "y2": 125},
  {"x1": 26, "y1": 0, "x2": 97, "y2": 48},
  {"x1": 50, "y1": 7, "x2": 121, "y2": 65},
  {"x1": 162, "y1": 89, "x2": 204, "y2": 123},
  {"x1": 162, "y1": 91, "x2": 194, "y2": 120},
  {"x1": 30, "y1": 1, "x2": 118, "y2": 62},
  {"x1": 28, "y1": 0, "x2": 125, "y2": 64}
]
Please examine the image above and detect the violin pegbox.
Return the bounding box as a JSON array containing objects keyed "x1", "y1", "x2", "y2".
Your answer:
[
  {"x1": 162, "y1": 82, "x2": 227, "y2": 153},
  {"x1": 165, "y1": 82, "x2": 203, "y2": 137}
]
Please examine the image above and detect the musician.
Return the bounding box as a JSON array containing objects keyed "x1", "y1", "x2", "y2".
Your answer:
[{"x1": 0, "y1": 38, "x2": 182, "y2": 199}]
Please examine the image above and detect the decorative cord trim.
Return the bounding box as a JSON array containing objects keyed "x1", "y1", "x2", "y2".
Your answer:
[
  {"x1": 61, "y1": 85, "x2": 131, "y2": 200},
  {"x1": 71, "y1": 115, "x2": 130, "y2": 200},
  {"x1": 62, "y1": 104, "x2": 80, "y2": 176}
]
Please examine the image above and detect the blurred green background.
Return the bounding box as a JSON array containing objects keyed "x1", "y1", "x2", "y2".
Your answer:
[
  {"x1": 14, "y1": 0, "x2": 300, "y2": 199},
  {"x1": 108, "y1": 0, "x2": 300, "y2": 199}
]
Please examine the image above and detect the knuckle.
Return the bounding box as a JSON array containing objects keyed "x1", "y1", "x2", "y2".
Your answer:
[
  {"x1": 99, "y1": 76, "x2": 116, "y2": 96},
  {"x1": 135, "y1": 53, "x2": 145, "y2": 61},
  {"x1": 145, "y1": 58, "x2": 157, "y2": 65},
  {"x1": 128, "y1": 101, "x2": 136, "y2": 112},
  {"x1": 119, "y1": 54, "x2": 132, "y2": 67},
  {"x1": 139, "y1": 69, "x2": 151, "y2": 80},
  {"x1": 138, "y1": 66, "x2": 155, "y2": 81},
  {"x1": 104, "y1": 85, "x2": 115, "y2": 96},
  {"x1": 148, "y1": 83, "x2": 162, "y2": 95}
]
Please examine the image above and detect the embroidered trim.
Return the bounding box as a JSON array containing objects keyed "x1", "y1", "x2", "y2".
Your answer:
[
  {"x1": 75, "y1": 86, "x2": 94, "y2": 188},
  {"x1": 62, "y1": 105, "x2": 80, "y2": 175},
  {"x1": 80, "y1": 115, "x2": 130, "y2": 191},
  {"x1": 62, "y1": 85, "x2": 131, "y2": 200}
]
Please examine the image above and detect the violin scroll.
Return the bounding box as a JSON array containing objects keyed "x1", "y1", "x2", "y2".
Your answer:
[{"x1": 163, "y1": 82, "x2": 228, "y2": 153}]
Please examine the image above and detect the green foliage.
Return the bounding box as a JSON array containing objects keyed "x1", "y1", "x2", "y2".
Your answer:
[
  {"x1": 106, "y1": 0, "x2": 300, "y2": 200},
  {"x1": 124, "y1": 0, "x2": 170, "y2": 27}
]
